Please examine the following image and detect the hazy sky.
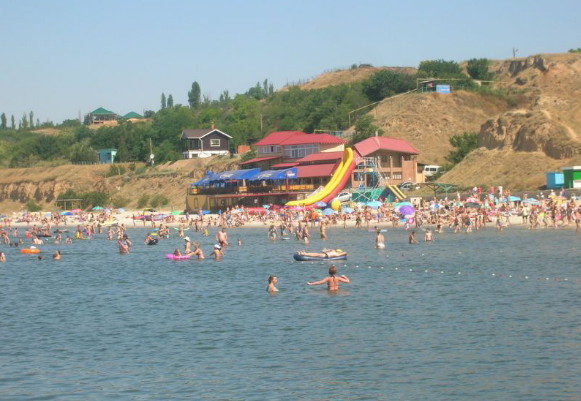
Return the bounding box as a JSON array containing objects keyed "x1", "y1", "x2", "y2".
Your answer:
[{"x1": 1, "y1": 0, "x2": 580, "y2": 124}]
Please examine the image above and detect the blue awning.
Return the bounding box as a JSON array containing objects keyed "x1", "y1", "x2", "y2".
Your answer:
[
  {"x1": 210, "y1": 168, "x2": 261, "y2": 182},
  {"x1": 248, "y1": 168, "x2": 298, "y2": 181},
  {"x1": 192, "y1": 170, "x2": 216, "y2": 186}
]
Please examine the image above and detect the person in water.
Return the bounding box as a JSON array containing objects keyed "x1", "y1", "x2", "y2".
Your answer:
[
  {"x1": 209, "y1": 244, "x2": 223, "y2": 260},
  {"x1": 53, "y1": 250, "x2": 61, "y2": 260},
  {"x1": 375, "y1": 229, "x2": 385, "y2": 249},
  {"x1": 190, "y1": 242, "x2": 204, "y2": 259},
  {"x1": 0, "y1": 251, "x2": 6, "y2": 262},
  {"x1": 298, "y1": 249, "x2": 346, "y2": 258},
  {"x1": 173, "y1": 248, "x2": 182, "y2": 257},
  {"x1": 117, "y1": 234, "x2": 132, "y2": 254},
  {"x1": 267, "y1": 275, "x2": 278, "y2": 292},
  {"x1": 408, "y1": 231, "x2": 418, "y2": 244},
  {"x1": 307, "y1": 265, "x2": 350, "y2": 291}
]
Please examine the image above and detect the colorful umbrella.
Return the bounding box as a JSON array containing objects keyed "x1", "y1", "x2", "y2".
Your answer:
[
  {"x1": 399, "y1": 205, "x2": 416, "y2": 215},
  {"x1": 322, "y1": 208, "x2": 336, "y2": 215}
]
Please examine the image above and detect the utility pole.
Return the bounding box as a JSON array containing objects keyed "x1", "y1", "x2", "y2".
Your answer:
[{"x1": 512, "y1": 47, "x2": 519, "y2": 58}]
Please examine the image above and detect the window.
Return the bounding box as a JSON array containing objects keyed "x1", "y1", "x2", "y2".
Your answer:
[
  {"x1": 259, "y1": 145, "x2": 280, "y2": 154},
  {"x1": 284, "y1": 144, "x2": 319, "y2": 159},
  {"x1": 210, "y1": 139, "x2": 220, "y2": 147}
]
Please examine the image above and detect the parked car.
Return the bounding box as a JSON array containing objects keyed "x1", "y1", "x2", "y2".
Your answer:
[
  {"x1": 334, "y1": 191, "x2": 352, "y2": 203},
  {"x1": 398, "y1": 182, "x2": 419, "y2": 191}
]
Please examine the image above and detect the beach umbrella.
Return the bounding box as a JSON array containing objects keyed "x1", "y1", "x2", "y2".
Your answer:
[
  {"x1": 366, "y1": 200, "x2": 383, "y2": 208},
  {"x1": 322, "y1": 208, "x2": 336, "y2": 216},
  {"x1": 201, "y1": 210, "x2": 211, "y2": 215},
  {"x1": 509, "y1": 196, "x2": 521, "y2": 202},
  {"x1": 262, "y1": 205, "x2": 270, "y2": 209},
  {"x1": 171, "y1": 211, "x2": 183, "y2": 215},
  {"x1": 342, "y1": 207, "x2": 354, "y2": 213},
  {"x1": 61, "y1": 211, "x2": 73, "y2": 216},
  {"x1": 92, "y1": 206, "x2": 103, "y2": 210},
  {"x1": 399, "y1": 205, "x2": 416, "y2": 215},
  {"x1": 465, "y1": 202, "x2": 481, "y2": 209},
  {"x1": 71, "y1": 208, "x2": 82, "y2": 213},
  {"x1": 314, "y1": 201, "x2": 327, "y2": 208}
]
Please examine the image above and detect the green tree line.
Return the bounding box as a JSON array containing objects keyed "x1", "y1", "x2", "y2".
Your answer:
[{"x1": 0, "y1": 59, "x2": 494, "y2": 167}]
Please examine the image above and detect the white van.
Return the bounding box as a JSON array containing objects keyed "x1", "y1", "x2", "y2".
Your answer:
[{"x1": 423, "y1": 165, "x2": 440, "y2": 177}]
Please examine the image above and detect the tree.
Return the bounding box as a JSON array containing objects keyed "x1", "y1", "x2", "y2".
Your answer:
[
  {"x1": 362, "y1": 70, "x2": 416, "y2": 102},
  {"x1": 1, "y1": 113, "x2": 6, "y2": 129},
  {"x1": 167, "y1": 94, "x2": 174, "y2": 108},
  {"x1": 11, "y1": 115, "x2": 15, "y2": 130},
  {"x1": 21, "y1": 113, "x2": 29, "y2": 130},
  {"x1": 418, "y1": 59, "x2": 464, "y2": 78},
  {"x1": 188, "y1": 81, "x2": 201, "y2": 108},
  {"x1": 445, "y1": 132, "x2": 478, "y2": 165},
  {"x1": 569, "y1": 48, "x2": 581, "y2": 53},
  {"x1": 467, "y1": 58, "x2": 493, "y2": 80},
  {"x1": 29, "y1": 111, "x2": 34, "y2": 129},
  {"x1": 350, "y1": 115, "x2": 383, "y2": 144},
  {"x1": 161, "y1": 93, "x2": 167, "y2": 110}
]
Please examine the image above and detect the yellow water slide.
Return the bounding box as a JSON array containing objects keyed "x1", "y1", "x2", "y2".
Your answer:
[{"x1": 286, "y1": 147, "x2": 354, "y2": 207}]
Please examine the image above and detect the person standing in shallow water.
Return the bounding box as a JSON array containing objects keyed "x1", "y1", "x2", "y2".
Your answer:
[
  {"x1": 267, "y1": 275, "x2": 278, "y2": 292},
  {"x1": 307, "y1": 265, "x2": 350, "y2": 291}
]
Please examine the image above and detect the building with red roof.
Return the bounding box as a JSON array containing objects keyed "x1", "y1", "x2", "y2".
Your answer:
[{"x1": 241, "y1": 131, "x2": 345, "y2": 169}]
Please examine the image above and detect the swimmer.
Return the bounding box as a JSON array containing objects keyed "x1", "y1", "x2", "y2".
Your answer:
[
  {"x1": 237, "y1": 238, "x2": 242, "y2": 246},
  {"x1": 173, "y1": 248, "x2": 182, "y2": 257},
  {"x1": 210, "y1": 244, "x2": 223, "y2": 260},
  {"x1": 267, "y1": 275, "x2": 278, "y2": 292},
  {"x1": 408, "y1": 231, "x2": 418, "y2": 244},
  {"x1": 307, "y1": 265, "x2": 350, "y2": 291},
  {"x1": 424, "y1": 229, "x2": 434, "y2": 242},
  {"x1": 190, "y1": 242, "x2": 205, "y2": 259},
  {"x1": 117, "y1": 235, "x2": 132, "y2": 254},
  {"x1": 53, "y1": 250, "x2": 61, "y2": 260},
  {"x1": 298, "y1": 249, "x2": 347, "y2": 258},
  {"x1": 375, "y1": 229, "x2": 385, "y2": 249},
  {"x1": 0, "y1": 251, "x2": 5, "y2": 262}
]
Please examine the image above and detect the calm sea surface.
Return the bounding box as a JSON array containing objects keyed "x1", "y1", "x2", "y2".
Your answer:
[{"x1": 1, "y1": 224, "x2": 580, "y2": 400}]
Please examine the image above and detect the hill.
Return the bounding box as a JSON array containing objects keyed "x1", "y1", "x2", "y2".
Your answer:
[{"x1": 1, "y1": 52, "x2": 580, "y2": 212}]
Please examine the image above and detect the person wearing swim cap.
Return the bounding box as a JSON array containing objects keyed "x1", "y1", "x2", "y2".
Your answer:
[{"x1": 210, "y1": 244, "x2": 223, "y2": 260}]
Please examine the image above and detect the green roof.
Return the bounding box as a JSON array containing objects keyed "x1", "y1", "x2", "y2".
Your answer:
[
  {"x1": 123, "y1": 111, "x2": 143, "y2": 119},
  {"x1": 91, "y1": 107, "x2": 115, "y2": 115}
]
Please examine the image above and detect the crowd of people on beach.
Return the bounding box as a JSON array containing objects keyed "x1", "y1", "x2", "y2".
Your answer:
[{"x1": 1, "y1": 188, "x2": 579, "y2": 295}]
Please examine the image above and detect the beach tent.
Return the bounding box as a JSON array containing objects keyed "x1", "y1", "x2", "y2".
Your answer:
[
  {"x1": 247, "y1": 168, "x2": 298, "y2": 181},
  {"x1": 210, "y1": 168, "x2": 260, "y2": 182},
  {"x1": 192, "y1": 171, "x2": 216, "y2": 187}
]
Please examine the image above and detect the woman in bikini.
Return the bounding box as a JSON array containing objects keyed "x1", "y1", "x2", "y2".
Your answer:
[{"x1": 307, "y1": 265, "x2": 350, "y2": 291}]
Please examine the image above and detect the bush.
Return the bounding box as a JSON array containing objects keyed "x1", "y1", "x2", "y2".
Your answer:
[
  {"x1": 137, "y1": 194, "x2": 150, "y2": 209},
  {"x1": 150, "y1": 194, "x2": 169, "y2": 208},
  {"x1": 111, "y1": 196, "x2": 130, "y2": 208},
  {"x1": 25, "y1": 199, "x2": 43, "y2": 212},
  {"x1": 105, "y1": 164, "x2": 126, "y2": 177}
]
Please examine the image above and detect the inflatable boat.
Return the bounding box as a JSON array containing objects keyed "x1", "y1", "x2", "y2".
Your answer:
[{"x1": 293, "y1": 252, "x2": 347, "y2": 262}]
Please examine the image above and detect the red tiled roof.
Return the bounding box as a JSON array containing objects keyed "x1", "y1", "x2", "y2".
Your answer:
[
  {"x1": 354, "y1": 136, "x2": 419, "y2": 157},
  {"x1": 254, "y1": 131, "x2": 305, "y2": 146},
  {"x1": 239, "y1": 156, "x2": 280, "y2": 165},
  {"x1": 271, "y1": 162, "x2": 299, "y2": 168},
  {"x1": 297, "y1": 163, "x2": 336, "y2": 178},
  {"x1": 254, "y1": 131, "x2": 345, "y2": 146},
  {"x1": 297, "y1": 151, "x2": 343, "y2": 163},
  {"x1": 283, "y1": 133, "x2": 344, "y2": 145}
]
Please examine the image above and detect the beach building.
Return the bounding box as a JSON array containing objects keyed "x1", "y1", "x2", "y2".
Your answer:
[
  {"x1": 85, "y1": 107, "x2": 118, "y2": 125},
  {"x1": 185, "y1": 130, "x2": 421, "y2": 212},
  {"x1": 181, "y1": 125, "x2": 232, "y2": 159},
  {"x1": 561, "y1": 166, "x2": 581, "y2": 189},
  {"x1": 98, "y1": 149, "x2": 118, "y2": 164}
]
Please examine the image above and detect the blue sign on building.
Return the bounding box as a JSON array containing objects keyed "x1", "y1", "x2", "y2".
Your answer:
[{"x1": 436, "y1": 85, "x2": 451, "y2": 94}]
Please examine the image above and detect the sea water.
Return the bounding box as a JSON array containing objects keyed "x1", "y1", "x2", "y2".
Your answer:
[{"x1": 1, "y1": 225, "x2": 580, "y2": 400}]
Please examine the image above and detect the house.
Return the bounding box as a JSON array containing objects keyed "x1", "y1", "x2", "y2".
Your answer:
[
  {"x1": 85, "y1": 107, "x2": 118, "y2": 125},
  {"x1": 181, "y1": 125, "x2": 232, "y2": 158},
  {"x1": 352, "y1": 136, "x2": 421, "y2": 186},
  {"x1": 98, "y1": 148, "x2": 117, "y2": 164},
  {"x1": 239, "y1": 131, "x2": 345, "y2": 170}
]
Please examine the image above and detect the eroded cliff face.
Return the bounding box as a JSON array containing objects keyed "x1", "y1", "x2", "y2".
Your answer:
[
  {"x1": 479, "y1": 110, "x2": 580, "y2": 159},
  {"x1": 0, "y1": 179, "x2": 112, "y2": 204}
]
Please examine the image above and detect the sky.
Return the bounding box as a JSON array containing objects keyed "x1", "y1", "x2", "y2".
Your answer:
[{"x1": 1, "y1": 0, "x2": 580, "y2": 124}]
